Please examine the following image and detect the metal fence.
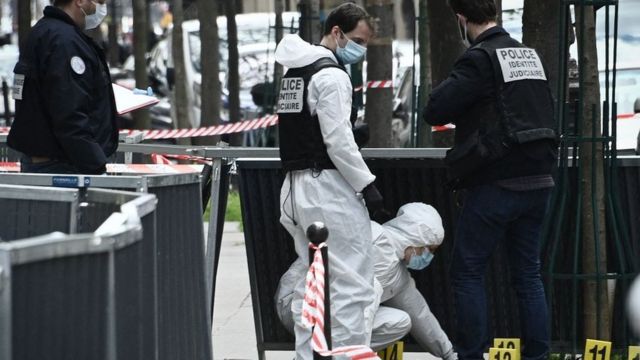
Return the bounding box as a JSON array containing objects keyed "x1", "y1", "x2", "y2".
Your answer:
[
  {"x1": 0, "y1": 134, "x2": 19, "y2": 163},
  {"x1": 0, "y1": 172, "x2": 213, "y2": 360},
  {"x1": 235, "y1": 151, "x2": 640, "y2": 358},
  {"x1": 0, "y1": 184, "x2": 156, "y2": 360}
]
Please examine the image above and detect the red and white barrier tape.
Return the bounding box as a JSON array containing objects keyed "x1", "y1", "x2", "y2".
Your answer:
[
  {"x1": 0, "y1": 162, "x2": 203, "y2": 174},
  {"x1": 0, "y1": 162, "x2": 19, "y2": 172},
  {"x1": 432, "y1": 123, "x2": 456, "y2": 132},
  {"x1": 354, "y1": 80, "x2": 394, "y2": 93},
  {"x1": 0, "y1": 115, "x2": 279, "y2": 138},
  {"x1": 151, "y1": 153, "x2": 211, "y2": 165},
  {"x1": 151, "y1": 153, "x2": 173, "y2": 165},
  {"x1": 302, "y1": 243, "x2": 379, "y2": 360},
  {"x1": 122, "y1": 114, "x2": 279, "y2": 140}
]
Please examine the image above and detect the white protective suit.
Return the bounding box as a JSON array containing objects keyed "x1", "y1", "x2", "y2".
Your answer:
[
  {"x1": 373, "y1": 203, "x2": 456, "y2": 360},
  {"x1": 275, "y1": 34, "x2": 378, "y2": 358},
  {"x1": 275, "y1": 258, "x2": 412, "y2": 351}
]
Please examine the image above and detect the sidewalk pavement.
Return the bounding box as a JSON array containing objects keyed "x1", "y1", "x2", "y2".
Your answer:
[{"x1": 212, "y1": 222, "x2": 435, "y2": 360}]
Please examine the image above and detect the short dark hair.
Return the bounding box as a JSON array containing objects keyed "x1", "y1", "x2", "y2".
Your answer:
[
  {"x1": 53, "y1": 0, "x2": 74, "y2": 6},
  {"x1": 322, "y1": 2, "x2": 373, "y2": 36},
  {"x1": 448, "y1": 0, "x2": 497, "y2": 24}
]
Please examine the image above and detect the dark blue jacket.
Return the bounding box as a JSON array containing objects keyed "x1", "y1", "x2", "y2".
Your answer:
[
  {"x1": 423, "y1": 27, "x2": 557, "y2": 188},
  {"x1": 8, "y1": 6, "x2": 117, "y2": 174}
]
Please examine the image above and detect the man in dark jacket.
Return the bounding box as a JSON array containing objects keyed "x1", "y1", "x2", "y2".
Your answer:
[
  {"x1": 422, "y1": 1, "x2": 557, "y2": 360},
  {"x1": 8, "y1": 0, "x2": 117, "y2": 175}
]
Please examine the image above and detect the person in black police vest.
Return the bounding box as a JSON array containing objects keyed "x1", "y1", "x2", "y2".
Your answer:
[
  {"x1": 422, "y1": 1, "x2": 558, "y2": 359},
  {"x1": 8, "y1": 0, "x2": 117, "y2": 175},
  {"x1": 275, "y1": 3, "x2": 389, "y2": 358}
]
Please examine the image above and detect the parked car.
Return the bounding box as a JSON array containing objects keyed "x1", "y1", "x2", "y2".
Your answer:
[{"x1": 148, "y1": 12, "x2": 299, "y2": 129}]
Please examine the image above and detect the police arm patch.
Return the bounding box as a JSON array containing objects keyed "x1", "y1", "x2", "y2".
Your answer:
[
  {"x1": 496, "y1": 47, "x2": 547, "y2": 83},
  {"x1": 70, "y1": 56, "x2": 86, "y2": 75},
  {"x1": 277, "y1": 77, "x2": 304, "y2": 113}
]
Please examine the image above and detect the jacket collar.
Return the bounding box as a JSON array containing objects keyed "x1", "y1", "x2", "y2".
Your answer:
[
  {"x1": 44, "y1": 5, "x2": 79, "y2": 28},
  {"x1": 472, "y1": 26, "x2": 508, "y2": 46}
]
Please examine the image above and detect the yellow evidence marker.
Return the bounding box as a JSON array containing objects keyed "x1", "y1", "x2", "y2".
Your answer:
[
  {"x1": 628, "y1": 346, "x2": 640, "y2": 360},
  {"x1": 584, "y1": 339, "x2": 612, "y2": 360},
  {"x1": 377, "y1": 341, "x2": 403, "y2": 360},
  {"x1": 494, "y1": 338, "x2": 521, "y2": 360},
  {"x1": 489, "y1": 347, "x2": 518, "y2": 360}
]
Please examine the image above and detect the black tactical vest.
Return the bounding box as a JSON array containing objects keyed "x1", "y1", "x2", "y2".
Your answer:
[
  {"x1": 475, "y1": 35, "x2": 557, "y2": 143},
  {"x1": 278, "y1": 57, "x2": 350, "y2": 171},
  {"x1": 445, "y1": 32, "x2": 557, "y2": 182}
]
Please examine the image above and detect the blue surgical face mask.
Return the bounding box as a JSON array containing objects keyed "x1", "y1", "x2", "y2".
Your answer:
[
  {"x1": 335, "y1": 31, "x2": 367, "y2": 65},
  {"x1": 406, "y1": 248, "x2": 434, "y2": 270}
]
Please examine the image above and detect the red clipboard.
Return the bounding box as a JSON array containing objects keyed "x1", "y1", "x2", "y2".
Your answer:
[{"x1": 112, "y1": 83, "x2": 160, "y2": 115}]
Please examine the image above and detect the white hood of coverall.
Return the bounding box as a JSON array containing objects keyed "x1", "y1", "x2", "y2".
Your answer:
[
  {"x1": 373, "y1": 203, "x2": 445, "y2": 301},
  {"x1": 275, "y1": 33, "x2": 337, "y2": 69}
]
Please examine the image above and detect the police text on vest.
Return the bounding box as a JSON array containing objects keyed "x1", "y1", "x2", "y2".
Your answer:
[
  {"x1": 496, "y1": 47, "x2": 547, "y2": 83},
  {"x1": 277, "y1": 77, "x2": 304, "y2": 113}
]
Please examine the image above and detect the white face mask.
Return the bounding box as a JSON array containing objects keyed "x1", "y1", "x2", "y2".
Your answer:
[
  {"x1": 457, "y1": 16, "x2": 471, "y2": 48},
  {"x1": 82, "y1": 1, "x2": 107, "y2": 30}
]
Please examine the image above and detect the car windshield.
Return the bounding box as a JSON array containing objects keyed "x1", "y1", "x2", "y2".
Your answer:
[
  {"x1": 218, "y1": 27, "x2": 271, "y2": 49},
  {"x1": 188, "y1": 30, "x2": 279, "y2": 76}
]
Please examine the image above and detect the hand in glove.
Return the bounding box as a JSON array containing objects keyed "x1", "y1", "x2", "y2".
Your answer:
[{"x1": 362, "y1": 183, "x2": 384, "y2": 217}]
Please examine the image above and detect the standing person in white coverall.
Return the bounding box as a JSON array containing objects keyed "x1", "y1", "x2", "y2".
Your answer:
[
  {"x1": 276, "y1": 203, "x2": 457, "y2": 360},
  {"x1": 275, "y1": 3, "x2": 388, "y2": 358}
]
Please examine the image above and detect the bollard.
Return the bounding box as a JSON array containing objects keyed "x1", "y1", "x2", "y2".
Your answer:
[{"x1": 306, "y1": 222, "x2": 332, "y2": 360}]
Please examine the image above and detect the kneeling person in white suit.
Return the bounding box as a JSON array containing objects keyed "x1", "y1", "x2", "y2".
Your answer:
[{"x1": 275, "y1": 202, "x2": 456, "y2": 358}]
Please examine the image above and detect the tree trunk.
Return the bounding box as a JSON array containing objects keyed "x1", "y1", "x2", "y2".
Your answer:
[
  {"x1": 173, "y1": 0, "x2": 192, "y2": 145},
  {"x1": 428, "y1": 0, "x2": 462, "y2": 147},
  {"x1": 274, "y1": 0, "x2": 284, "y2": 103},
  {"x1": 225, "y1": 0, "x2": 242, "y2": 146},
  {"x1": 365, "y1": 0, "x2": 393, "y2": 148},
  {"x1": 298, "y1": 0, "x2": 321, "y2": 44},
  {"x1": 193, "y1": 0, "x2": 221, "y2": 146},
  {"x1": 523, "y1": 0, "x2": 561, "y2": 96},
  {"x1": 108, "y1": 0, "x2": 120, "y2": 66},
  {"x1": 184, "y1": 2, "x2": 199, "y2": 21},
  {"x1": 401, "y1": 0, "x2": 416, "y2": 39},
  {"x1": 575, "y1": 4, "x2": 610, "y2": 340},
  {"x1": 132, "y1": 0, "x2": 150, "y2": 129},
  {"x1": 417, "y1": 0, "x2": 432, "y2": 147},
  {"x1": 427, "y1": 0, "x2": 464, "y2": 87},
  {"x1": 17, "y1": 0, "x2": 31, "y2": 53}
]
